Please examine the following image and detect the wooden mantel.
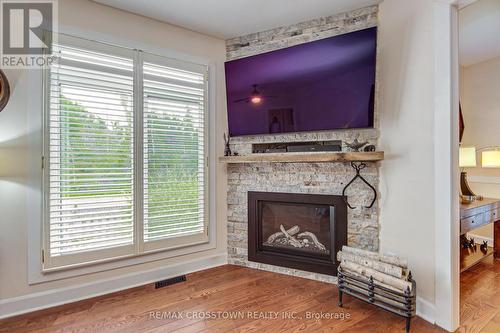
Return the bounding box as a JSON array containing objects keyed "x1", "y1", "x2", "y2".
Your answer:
[{"x1": 218, "y1": 151, "x2": 384, "y2": 164}]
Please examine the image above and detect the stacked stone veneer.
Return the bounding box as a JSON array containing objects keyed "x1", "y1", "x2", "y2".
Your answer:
[{"x1": 225, "y1": 6, "x2": 379, "y2": 283}]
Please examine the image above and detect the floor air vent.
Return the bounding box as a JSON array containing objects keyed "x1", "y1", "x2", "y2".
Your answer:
[{"x1": 154, "y1": 275, "x2": 187, "y2": 289}]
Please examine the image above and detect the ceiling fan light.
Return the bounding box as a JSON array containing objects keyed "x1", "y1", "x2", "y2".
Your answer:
[{"x1": 250, "y1": 95, "x2": 262, "y2": 104}]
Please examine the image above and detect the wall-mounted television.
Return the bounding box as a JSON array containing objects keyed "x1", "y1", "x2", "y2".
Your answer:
[{"x1": 225, "y1": 27, "x2": 377, "y2": 137}]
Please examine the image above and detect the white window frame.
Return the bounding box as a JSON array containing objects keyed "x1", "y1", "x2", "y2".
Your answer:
[
  {"x1": 140, "y1": 51, "x2": 210, "y2": 255},
  {"x1": 36, "y1": 32, "x2": 213, "y2": 276}
]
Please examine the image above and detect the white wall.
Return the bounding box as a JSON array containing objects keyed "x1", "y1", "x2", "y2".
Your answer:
[
  {"x1": 461, "y1": 56, "x2": 500, "y2": 158},
  {"x1": 0, "y1": 0, "x2": 227, "y2": 315},
  {"x1": 379, "y1": 1, "x2": 460, "y2": 329},
  {"x1": 378, "y1": 0, "x2": 439, "y2": 320},
  {"x1": 460, "y1": 55, "x2": 500, "y2": 239}
]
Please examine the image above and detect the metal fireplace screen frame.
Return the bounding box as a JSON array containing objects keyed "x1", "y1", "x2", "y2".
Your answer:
[{"x1": 248, "y1": 191, "x2": 347, "y2": 276}]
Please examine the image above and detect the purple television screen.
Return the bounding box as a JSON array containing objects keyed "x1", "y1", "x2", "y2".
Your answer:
[{"x1": 225, "y1": 27, "x2": 377, "y2": 137}]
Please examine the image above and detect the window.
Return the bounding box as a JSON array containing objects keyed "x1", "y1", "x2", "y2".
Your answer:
[
  {"x1": 43, "y1": 35, "x2": 208, "y2": 270},
  {"x1": 142, "y1": 54, "x2": 207, "y2": 252}
]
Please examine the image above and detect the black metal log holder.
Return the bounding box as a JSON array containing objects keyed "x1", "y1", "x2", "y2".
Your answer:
[{"x1": 338, "y1": 267, "x2": 416, "y2": 333}]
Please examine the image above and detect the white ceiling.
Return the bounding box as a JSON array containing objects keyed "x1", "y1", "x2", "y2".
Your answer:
[
  {"x1": 93, "y1": 0, "x2": 381, "y2": 39},
  {"x1": 459, "y1": 0, "x2": 500, "y2": 66}
]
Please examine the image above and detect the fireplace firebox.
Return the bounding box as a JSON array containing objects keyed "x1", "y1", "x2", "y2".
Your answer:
[{"x1": 248, "y1": 191, "x2": 347, "y2": 276}]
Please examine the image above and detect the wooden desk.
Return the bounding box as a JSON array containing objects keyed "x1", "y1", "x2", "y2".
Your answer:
[{"x1": 460, "y1": 198, "x2": 500, "y2": 272}]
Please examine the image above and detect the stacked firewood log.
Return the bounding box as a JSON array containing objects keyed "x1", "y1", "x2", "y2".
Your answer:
[{"x1": 337, "y1": 246, "x2": 412, "y2": 292}]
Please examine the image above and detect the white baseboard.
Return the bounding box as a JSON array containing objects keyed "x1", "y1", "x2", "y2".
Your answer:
[
  {"x1": 0, "y1": 253, "x2": 227, "y2": 320},
  {"x1": 467, "y1": 233, "x2": 494, "y2": 247},
  {"x1": 416, "y1": 297, "x2": 436, "y2": 325}
]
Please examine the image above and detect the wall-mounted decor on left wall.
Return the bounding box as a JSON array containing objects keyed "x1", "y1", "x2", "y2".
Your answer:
[{"x1": 0, "y1": 70, "x2": 10, "y2": 112}]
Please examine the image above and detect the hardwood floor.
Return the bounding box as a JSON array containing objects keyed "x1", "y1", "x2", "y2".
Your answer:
[
  {"x1": 458, "y1": 256, "x2": 500, "y2": 333},
  {"x1": 0, "y1": 260, "x2": 497, "y2": 333}
]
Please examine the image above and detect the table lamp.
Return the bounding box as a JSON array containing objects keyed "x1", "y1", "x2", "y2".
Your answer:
[
  {"x1": 459, "y1": 147, "x2": 477, "y2": 197},
  {"x1": 482, "y1": 150, "x2": 500, "y2": 168}
]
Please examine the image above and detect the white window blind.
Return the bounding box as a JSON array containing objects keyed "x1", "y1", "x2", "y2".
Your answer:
[
  {"x1": 44, "y1": 35, "x2": 209, "y2": 270},
  {"x1": 143, "y1": 54, "x2": 207, "y2": 249}
]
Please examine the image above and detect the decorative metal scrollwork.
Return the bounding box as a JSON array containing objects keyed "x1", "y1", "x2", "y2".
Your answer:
[{"x1": 342, "y1": 162, "x2": 377, "y2": 209}]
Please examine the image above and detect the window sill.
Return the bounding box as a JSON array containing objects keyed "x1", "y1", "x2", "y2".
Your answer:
[{"x1": 30, "y1": 240, "x2": 216, "y2": 285}]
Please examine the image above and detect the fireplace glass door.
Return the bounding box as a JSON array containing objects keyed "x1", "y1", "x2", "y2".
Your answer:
[
  {"x1": 260, "y1": 202, "x2": 332, "y2": 258},
  {"x1": 248, "y1": 191, "x2": 347, "y2": 276}
]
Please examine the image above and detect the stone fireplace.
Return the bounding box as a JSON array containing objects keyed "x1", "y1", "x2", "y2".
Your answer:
[
  {"x1": 226, "y1": 138, "x2": 379, "y2": 283},
  {"x1": 248, "y1": 191, "x2": 347, "y2": 276},
  {"x1": 225, "y1": 5, "x2": 379, "y2": 283}
]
